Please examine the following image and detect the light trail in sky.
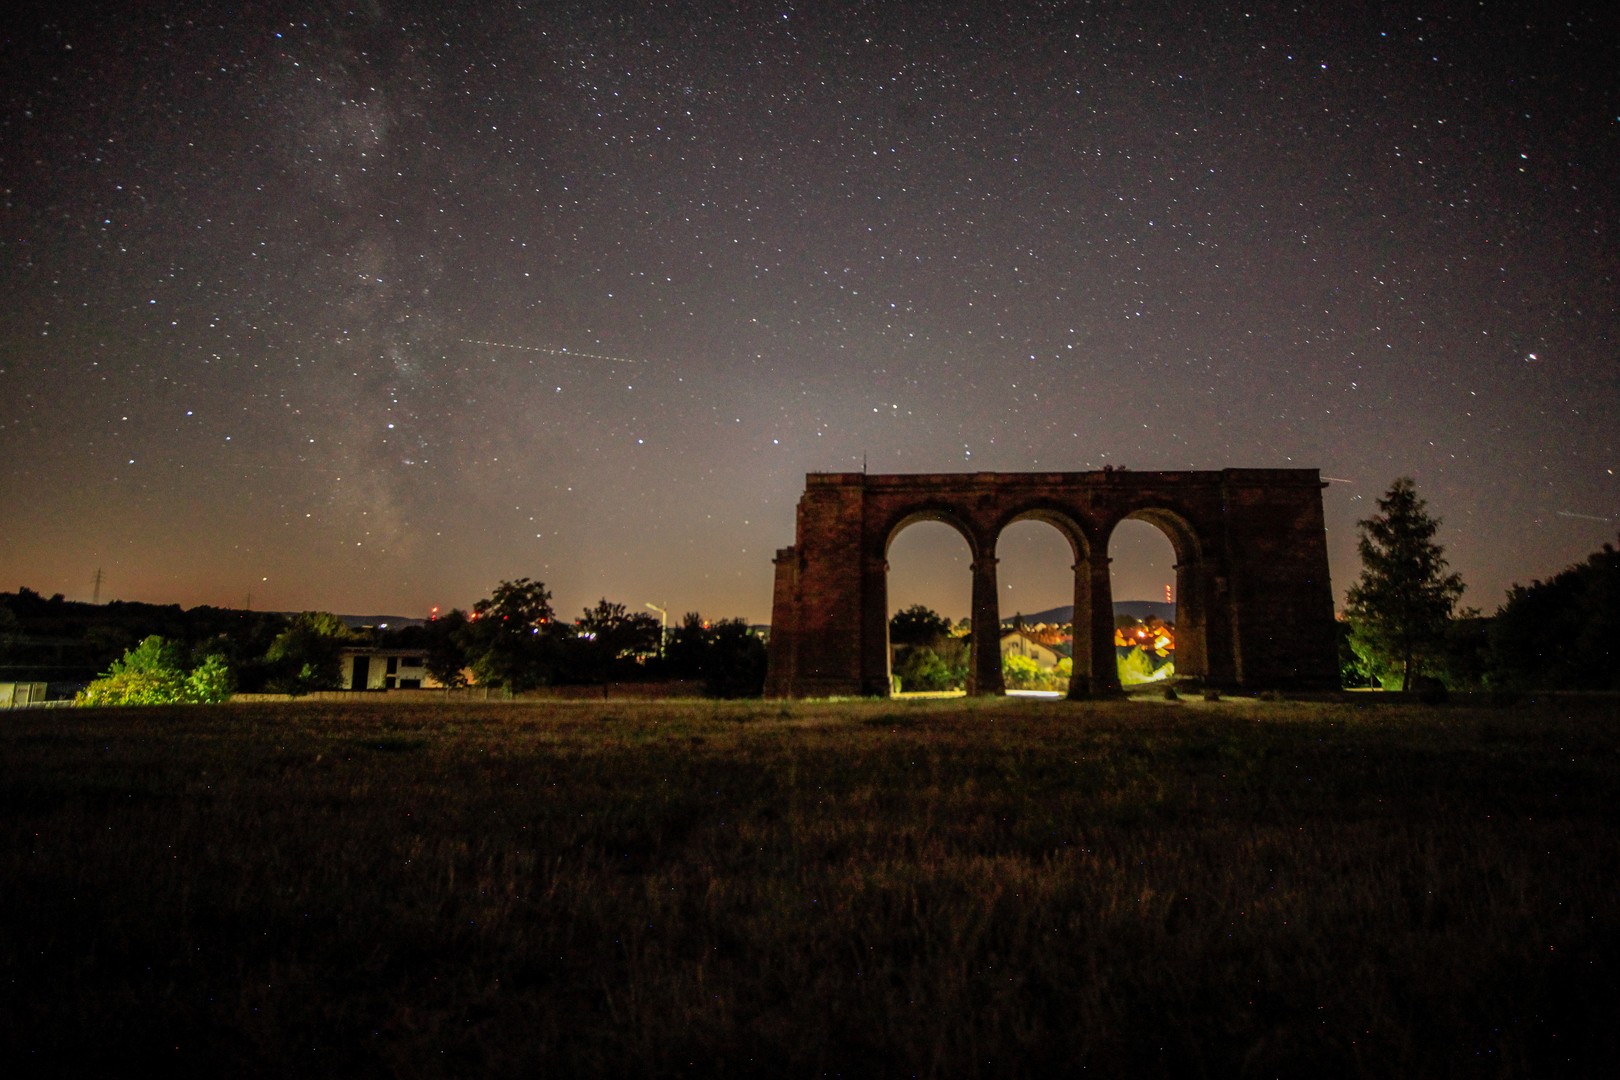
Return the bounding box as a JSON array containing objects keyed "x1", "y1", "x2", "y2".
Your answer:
[
  {"x1": 1555, "y1": 510, "x2": 1614, "y2": 523},
  {"x1": 457, "y1": 339, "x2": 645, "y2": 364}
]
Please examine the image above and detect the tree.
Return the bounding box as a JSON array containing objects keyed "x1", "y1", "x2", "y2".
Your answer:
[
  {"x1": 460, "y1": 578, "x2": 560, "y2": 691},
  {"x1": 422, "y1": 609, "x2": 471, "y2": 689},
  {"x1": 703, "y1": 619, "x2": 768, "y2": 698},
  {"x1": 0, "y1": 603, "x2": 20, "y2": 665},
  {"x1": 890, "y1": 604, "x2": 952, "y2": 647},
  {"x1": 1344, "y1": 477, "x2": 1465, "y2": 691},
  {"x1": 656, "y1": 613, "x2": 767, "y2": 696},
  {"x1": 889, "y1": 604, "x2": 965, "y2": 692},
  {"x1": 265, "y1": 612, "x2": 354, "y2": 695},
  {"x1": 1488, "y1": 538, "x2": 1620, "y2": 690},
  {"x1": 567, "y1": 599, "x2": 662, "y2": 682},
  {"x1": 662, "y1": 612, "x2": 712, "y2": 679}
]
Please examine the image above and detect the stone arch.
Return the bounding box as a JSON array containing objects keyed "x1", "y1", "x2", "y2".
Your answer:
[
  {"x1": 883, "y1": 507, "x2": 981, "y2": 562},
  {"x1": 992, "y1": 508, "x2": 1095, "y2": 698},
  {"x1": 1105, "y1": 506, "x2": 1214, "y2": 683},
  {"x1": 882, "y1": 510, "x2": 976, "y2": 692},
  {"x1": 764, "y1": 470, "x2": 1338, "y2": 698}
]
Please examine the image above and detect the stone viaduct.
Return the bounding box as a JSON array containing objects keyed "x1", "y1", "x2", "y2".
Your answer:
[{"x1": 764, "y1": 469, "x2": 1339, "y2": 698}]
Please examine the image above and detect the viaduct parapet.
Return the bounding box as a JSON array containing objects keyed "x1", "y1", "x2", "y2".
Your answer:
[{"x1": 764, "y1": 469, "x2": 1339, "y2": 698}]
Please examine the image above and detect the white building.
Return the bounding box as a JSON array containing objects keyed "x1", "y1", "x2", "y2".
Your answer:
[
  {"x1": 338, "y1": 649, "x2": 442, "y2": 691},
  {"x1": 998, "y1": 630, "x2": 1065, "y2": 671}
]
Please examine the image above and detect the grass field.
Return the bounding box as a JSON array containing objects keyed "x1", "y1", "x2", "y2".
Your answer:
[{"x1": 3, "y1": 694, "x2": 1617, "y2": 1077}]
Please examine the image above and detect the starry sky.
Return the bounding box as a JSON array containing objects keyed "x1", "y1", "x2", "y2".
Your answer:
[{"x1": 3, "y1": 0, "x2": 1616, "y2": 625}]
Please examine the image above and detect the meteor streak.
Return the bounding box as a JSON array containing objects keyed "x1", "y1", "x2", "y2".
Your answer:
[
  {"x1": 457, "y1": 339, "x2": 644, "y2": 364},
  {"x1": 1555, "y1": 510, "x2": 1614, "y2": 523}
]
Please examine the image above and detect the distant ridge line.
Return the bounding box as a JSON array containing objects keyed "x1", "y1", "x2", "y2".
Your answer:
[{"x1": 1008, "y1": 601, "x2": 1176, "y2": 625}]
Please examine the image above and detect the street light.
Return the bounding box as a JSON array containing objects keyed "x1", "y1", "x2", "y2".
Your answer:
[{"x1": 645, "y1": 602, "x2": 667, "y2": 655}]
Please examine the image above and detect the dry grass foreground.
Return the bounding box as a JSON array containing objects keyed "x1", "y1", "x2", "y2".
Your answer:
[{"x1": 3, "y1": 695, "x2": 1617, "y2": 1078}]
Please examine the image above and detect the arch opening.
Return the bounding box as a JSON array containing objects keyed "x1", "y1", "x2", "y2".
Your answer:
[
  {"x1": 885, "y1": 519, "x2": 972, "y2": 694},
  {"x1": 1108, "y1": 513, "x2": 1205, "y2": 686},
  {"x1": 995, "y1": 517, "x2": 1079, "y2": 696}
]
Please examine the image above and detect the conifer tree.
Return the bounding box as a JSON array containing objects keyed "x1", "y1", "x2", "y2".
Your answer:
[{"x1": 1345, "y1": 477, "x2": 1465, "y2": 690}]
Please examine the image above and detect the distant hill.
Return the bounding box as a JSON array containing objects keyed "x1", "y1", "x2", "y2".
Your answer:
[
  {"x1": 1008, "y1": 601, "x2": 1176, "y2": 625},
  {"x1": 332, "y1": 614, "x2": 427, "y2": 630}
]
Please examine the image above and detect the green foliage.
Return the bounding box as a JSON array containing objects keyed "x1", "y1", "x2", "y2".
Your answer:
[
  {"x1": 77, "y1": 636, "x2": 235, "y2": 705},
  {"x1": 1000, "y1": 650, "x2": 1072, "y2": 692},
  {"x1": 1118, "y1": 645, "x2": 1172, "y2": 685},
  {"x1": 265, "y1": 612, "x2": 354, "y2": 695},
  {"x1": 889, "y1": 604, "x2": 952, "y2": 647},
  {"x1": 1344, "y1": 477, "x2": 1465, "y2": 691},
  {"x1": 1489, "y1": 539, "x2": 1620, "y2": 690},
  {"x1": 1337, "y1": 620, "x2": 1372, "y2": 688},
  {"x1": 936, "y1": 637, "x2": 971, "y2": 685},
  {"x1": 1344, "y1": 620, "x2": 1399, "y2": 689},
  {"x1": 1002, "y1": 651, "x2": 1042, "y2": 687},
  {"x1": 119, "y1": 634, "x2": 188, "y2": 674},
  {"x1": 893, "y1": 646, "x2": 954, "y2": 692},
  {"x1": 77, "y1": 667, "x2": 188, "y2": 707},
  {"x1": 185, "y1": 654, "x2": 236, "y2": 704}
]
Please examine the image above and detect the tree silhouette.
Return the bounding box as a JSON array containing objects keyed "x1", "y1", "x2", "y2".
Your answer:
[{"x1": 1345, "y1": 477, "x2": 1465, "y2": 691}]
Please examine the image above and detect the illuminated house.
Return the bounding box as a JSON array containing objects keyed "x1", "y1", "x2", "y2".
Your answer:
[
  {"x1": 999, "y1": 630, "x2": 1065, "y2": 671},
  {"x1": 1115, "y1": 621, "x2": 1176, "y2": 657}
]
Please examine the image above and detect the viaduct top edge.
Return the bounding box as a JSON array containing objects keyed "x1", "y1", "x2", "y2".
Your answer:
[{"x1": 805, "y1": 468, "x2": 1324, "y2": 488}]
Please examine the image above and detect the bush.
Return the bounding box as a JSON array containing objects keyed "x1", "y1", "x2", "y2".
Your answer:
[
  {"x1": 185, "y1": 654, "x2": 236, "y2": 703},
  {"x1": 1119, "y1": 646, "x2": 1173, "y2": 686},
  {"x1": 78, "y1": 636, "x2": 235, "y2": 705},
  {"x1": 1001, "y1": 652, "x2": 1072, "y2": 693},
  {"x1": 894, "y1": 646, "x2": 954, "y2": 692}
]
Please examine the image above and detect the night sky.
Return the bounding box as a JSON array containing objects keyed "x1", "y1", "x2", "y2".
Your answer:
[{"x1": 3, "y1": 1, "x2": 1616, "y2": 625}]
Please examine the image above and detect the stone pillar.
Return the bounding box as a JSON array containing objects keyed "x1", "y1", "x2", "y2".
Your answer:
[
  {"x1": 859, "y1": 552, "x2": 892, "y2": 696},
  {"x1": 1088, "y1": 550, "x2": 1121, "y2": 695},
  {"x1": 1067, "y1": 557, "x2": 1091, "y2": 699},
  {"x1": 968, "y1": 555, "x2": 1005, "y2": 696},
  {"x1": 1201, "y1": 566, "x2": 1238, "y2": 687},
  {"x1": 763, "y1": 546, "x2": 800, "y2": 698},
  {"x1": 1171, "y1": 559, "x2": 1207, "y2": 681}
]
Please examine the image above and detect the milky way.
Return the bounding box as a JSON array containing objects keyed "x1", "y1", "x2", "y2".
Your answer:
[{"x1": 3, "y1": 1, "x2": 1615, "y2": 623}]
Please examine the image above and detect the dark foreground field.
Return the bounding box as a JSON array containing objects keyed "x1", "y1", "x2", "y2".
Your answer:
[{"x1": 3, "y1": 696, "x2": 1617, "y2": 1078}]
